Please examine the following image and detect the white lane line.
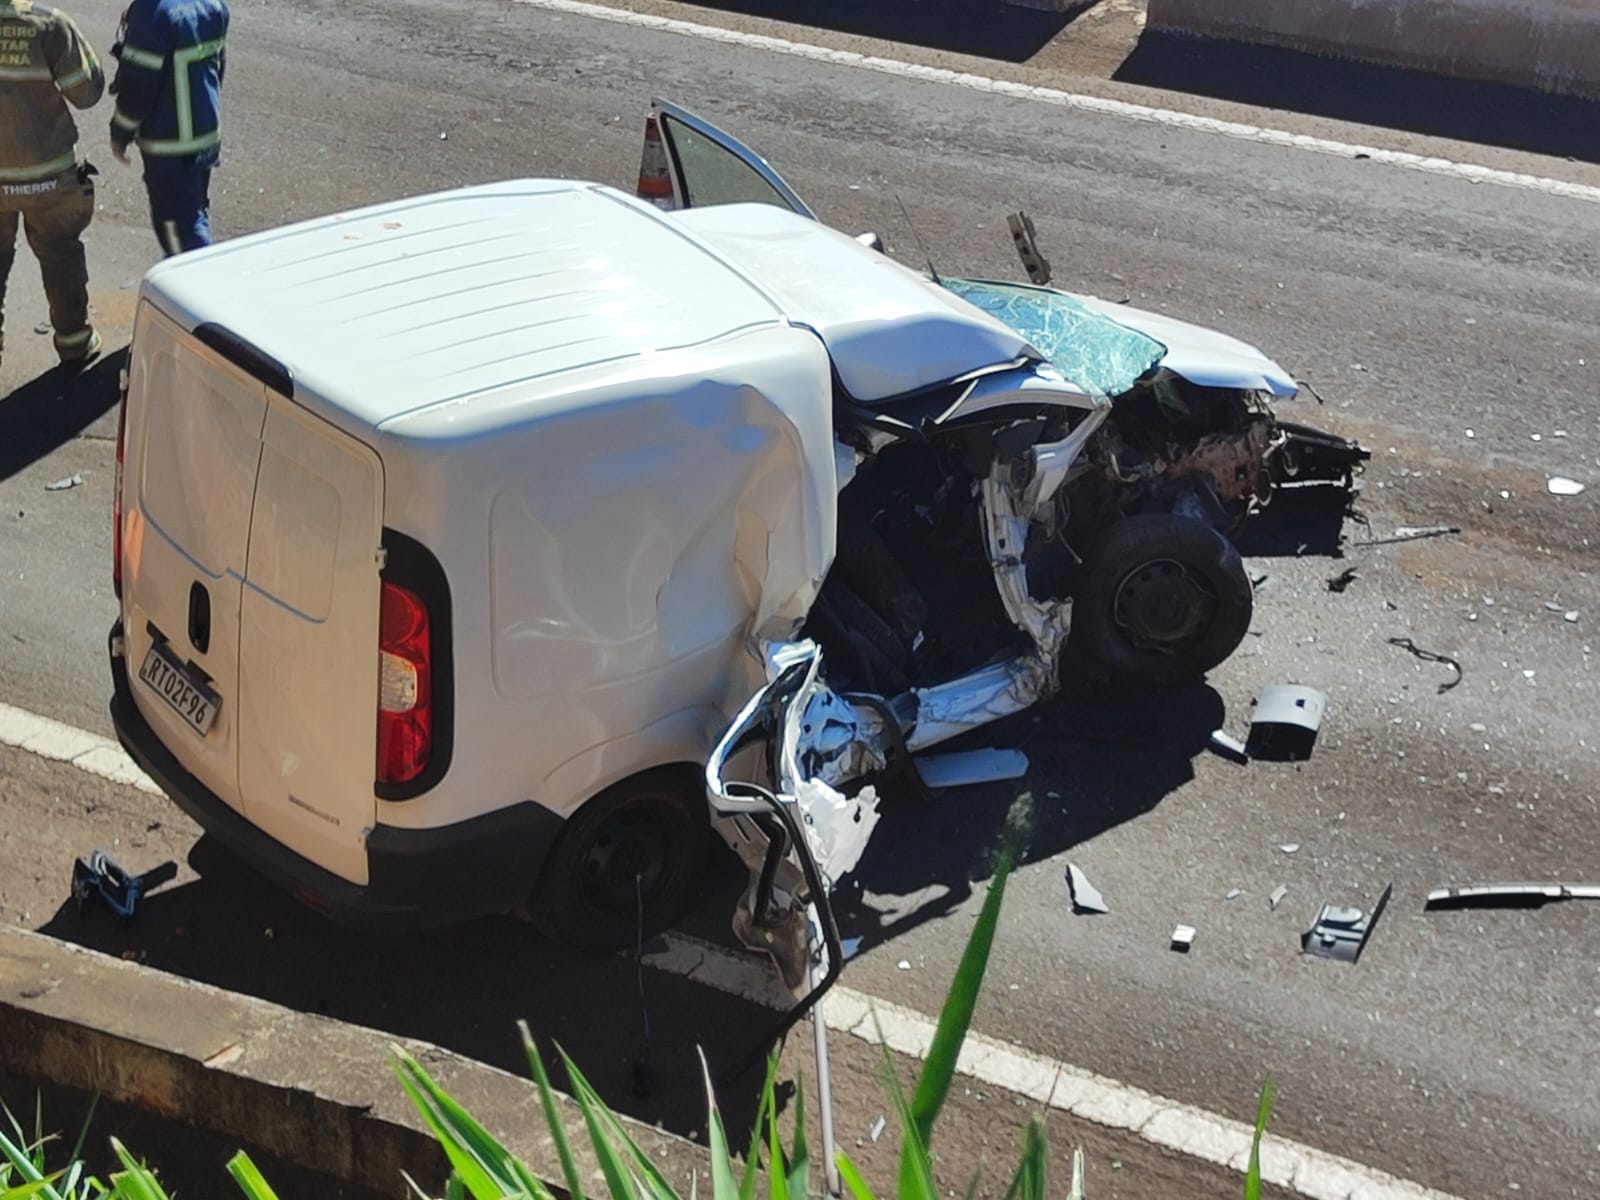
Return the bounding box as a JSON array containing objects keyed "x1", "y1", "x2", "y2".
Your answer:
[
  {"x1": 0, "y1": 702, "x2": 160, "y2": 793},
  {"x1": 6, "y1": 704, "x2": 1461, "y2": 1200},
  {"x1": 513, "y1": 0, "x2": 1600, "y2": 206},
  {"x1": 646, "y1": 933, "x2": 1465, "y2": 1200}
]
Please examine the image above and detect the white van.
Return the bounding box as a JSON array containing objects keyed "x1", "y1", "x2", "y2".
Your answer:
[{"x1": 109, "y1": 103, "x2": 1363, "y2": 963}]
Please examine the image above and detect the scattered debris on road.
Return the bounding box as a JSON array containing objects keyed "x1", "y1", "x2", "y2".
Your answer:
[
  {"x1": 1547, "y1": 476, "x2": 1586, "y2": 496},
  {"x1": 913, "y1": 748, "x2": 1028, "y2": 789},
  {"x1": 1246, "y1": 685, "x2": 1327, "y2": 761},
  {"x1": 1424, "y1": 882, "x2": 1600, "y2": 910},
  {"x1": 1207, "y1": 727, "x2": 1249, "y2": 764},
  {"x1": 869, "y1": 1115, "x2": 887, "y2": 1143},
  {"x1": 45, "y1": 473, "x2": 84, "y2": 491},
  {"x1": 1170, "y1": 924, "x2": 1196, "y2": 953},
  {"x1": 1355, "y1": 524, "x2": 1460, "y2": 547},
  {"x1": 1301, "y1": 883, "x2": 1393, "y2": 963},
  {"x1": 1387, "y1": 637, "x2": 1463, "y2": 693},
  {"x1": 1269, "y1": 885, "x2": 1289, "y2": 910},
  {"x1": 1278, "y1": 842, "x2": 1301, "y2": 854},
  {"x1": 1225, "y1": 887, "x2": 1243, "y2": 900},
  {"x1": 1327, "y1": 565, "x2": 1360, "y2": 593},
  {"x1": 71, "y1": 849, "x2": 176, "y2": 920},
  {"x1": 1065, "y1": 862, "x2": 1110, "y2": 914}
]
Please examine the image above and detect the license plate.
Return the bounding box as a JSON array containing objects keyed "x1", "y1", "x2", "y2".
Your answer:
[{"x1": 138, "y1": 641, "x2": 220, "y2": 737}]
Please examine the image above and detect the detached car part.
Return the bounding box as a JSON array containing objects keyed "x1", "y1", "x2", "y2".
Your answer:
[
  {"x1": 1246, "y1": 685, "x2": 1328, "y2": 761},
  {"x1": 1301, "y1": 882, "x2": 1392, "y2": 963},
  {"x1": 1425, "y1": 883, "x2": 1600, "y2": 910}
]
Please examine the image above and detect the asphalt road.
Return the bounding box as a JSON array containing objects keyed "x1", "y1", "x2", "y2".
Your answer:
[{"x1": 2, "y1": 1, "x2": 1598, "y2": 1197}]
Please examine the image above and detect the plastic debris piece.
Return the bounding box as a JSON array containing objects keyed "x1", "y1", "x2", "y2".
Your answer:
[
  {"x1": 913, "y1": 748, "x2": 1028, "y2": 789},
  {"x1": 1387, "y1": 637, "x2": 1463, "y2": 693},
  {"x1": 1301, "y1": 883, "x2": 1392, "y2": 963},
  {"x1": 1548, "y1": 476, "x2": 1586, "y2": 496},
  {"x1": 897, "y1": 960, "x2": 911, "y2": 970},
  {"x1": 1566, "y1": 611, "x2": 1580, "y2": 623},
  {"x1": 1327, "y1": 566, "x2": 1359, "y2": 593},
  {"x1": 1225, "y1": 888, "x2": 1243, "y2": 901},
  {"x1": 1355, "y1": 524, "x2": 1459, "y2": 547},
  {"x1": 1065, "y1": 863, "x2": 1109, "y2": 914},
  {"x1": 869, "y1": 1115, "x2": 887, "y2": 1143},
  {"x1": 1169, "y1": 924, "x2": 1196, "y2": 953},
  {"x1": 1269, "y1": 885, "x2": 1288, "y2": 910},
  {"x1": 1246, "y1": 685, "x2": 1327, "y2": 761},
  {"x1": 1208, "y1": 728, "x2": 1249, "y2": 764},
  {"x1": 71, "y1": 850, "x2": 176, "y2": 920},
  {"x1": 45, "y1": 473, "x2": 84, "y2": 491},
  {"x1": 1278, "y1": 843, "x2": 1301, "y2": 854},
  {"x1": 841, "y1": 937, "x2": 863, "y2": 961},
  {"x1": 1424, "y1": 882, "x2": 1600, "y2": 910}
]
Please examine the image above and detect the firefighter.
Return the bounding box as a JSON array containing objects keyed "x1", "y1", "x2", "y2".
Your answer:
[
  {"x1": 0, "y1": 0, "x2": 104, "y2": 372},
  {"x1": 109, "y1": 0, "x2": 227, "y2": 256}
]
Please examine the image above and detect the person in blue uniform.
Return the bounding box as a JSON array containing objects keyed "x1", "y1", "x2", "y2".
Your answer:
[{"x1": 108, "y1": 0, "x2": 227, "y2": 255}]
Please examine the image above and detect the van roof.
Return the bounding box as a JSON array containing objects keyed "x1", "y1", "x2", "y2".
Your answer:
[
  {"x1": 139, "y1": 179, "x2": 1038, "y2": 426},
  {"x1": 138, "y1": 180, "x2": 789, "y2": 428}
]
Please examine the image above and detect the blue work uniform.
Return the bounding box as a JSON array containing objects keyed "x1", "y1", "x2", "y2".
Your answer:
[{"x1": 108, "y1": 0, "x2": 227, "y2": 255}]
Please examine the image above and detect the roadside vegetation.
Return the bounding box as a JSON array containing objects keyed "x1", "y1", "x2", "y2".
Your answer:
[{"x1": 1, "y1": 795, "x2": 1272, "y2": 1200}]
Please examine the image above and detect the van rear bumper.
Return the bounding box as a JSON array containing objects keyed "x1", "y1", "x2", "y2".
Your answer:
[{"x1": 108, "y1": 620, "x2": 563, "y2": 932}]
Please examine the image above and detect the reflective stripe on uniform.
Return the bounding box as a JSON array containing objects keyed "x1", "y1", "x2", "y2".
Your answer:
[
  {"x1": 56, "y1": 65, "x2": 91, "y2": 89},
  {"x1": 170, "y1": 37, "x2": 225, "y2": 145},
  {"x1": 160, "y1": 220, "x2": 182, "y2": 256},
  {"x1": 0, "y1": 151, "x2": 76, "y2": 182},
  {"x1": 0, "y1": 65, "x2": 53, "y2": 81},
  {"x1": 136, "y1": 128, "x2": 220, "y2": 156},
  {"x1": 55, "y1": 327, "x2": 94, "y2": 349},
  {"x1": 117, "y1": 42, "x2": 165, "y2": 70},
  {"x1": 111, "y1": 107, "x2": 141, "y2": 131}
]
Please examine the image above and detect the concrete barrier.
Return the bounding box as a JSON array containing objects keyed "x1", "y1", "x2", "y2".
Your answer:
[
  {"x1": 1144, "y1": 0, "x2": 1600, "y2": 100},
  {"x1": 0, "y1": 927, "x2": 708, "y2": 1195}
]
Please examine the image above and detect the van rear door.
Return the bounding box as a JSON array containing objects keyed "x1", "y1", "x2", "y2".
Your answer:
[
  {"x1": 237, "y1": 394, "x2": 384, "y2": 885},
  {"x1": 119, "y1": 305, "x2": 267, "y2": 812}
]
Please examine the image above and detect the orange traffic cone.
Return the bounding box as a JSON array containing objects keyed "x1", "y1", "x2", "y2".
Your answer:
[{"x1": 636, "y1": 114, "x2": 677, "y2": 211}]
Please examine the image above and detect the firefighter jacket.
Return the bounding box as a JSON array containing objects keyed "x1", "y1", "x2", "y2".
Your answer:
[
  {"x1": 110, "y1": 0, "x2": 226, "y2": 158},
  {"x1": 0, "y1": 0, "x2": 104, "y2": 186}
]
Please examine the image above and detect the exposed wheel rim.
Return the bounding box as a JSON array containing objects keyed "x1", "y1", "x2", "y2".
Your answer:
[
  {"x1": 1112, "y1": 557, "x2": 1219, "y2": 654},
  {"x1": 576, "y1": 798, "x2": 681, "y2": 917}
]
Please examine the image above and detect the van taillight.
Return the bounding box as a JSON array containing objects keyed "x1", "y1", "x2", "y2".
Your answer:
[
  {"x1": 376, "y1": 580, "x2": 431, "y2": 785},
  {"x1": 112, "y1": 378, "x2": 127, "y2": 597}
]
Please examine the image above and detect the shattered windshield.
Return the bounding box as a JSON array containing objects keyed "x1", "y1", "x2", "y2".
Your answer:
[{"x1": 941, "y1": 278, "x2": 1166, "y2": 399}]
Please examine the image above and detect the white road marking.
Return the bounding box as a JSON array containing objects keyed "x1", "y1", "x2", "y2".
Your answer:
[
  {"x1": 513, "y1": 0, "x2": 1600, "y2": 206},
  {"x1": 5, "y1": 703, "x2": 1462, "y2": 1200}
]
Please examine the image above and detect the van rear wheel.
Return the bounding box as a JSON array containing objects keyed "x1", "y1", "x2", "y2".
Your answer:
[{"x1": 528, "y1": 767, "x2": 708, "y2": 946}]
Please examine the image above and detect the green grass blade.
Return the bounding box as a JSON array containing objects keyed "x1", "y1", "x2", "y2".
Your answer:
[
  {"x1": 105, "y1": 1138, "x2": 169, "y2": 1200},
  {"x1": 392, "y1": 1048, "x2": 534, "y2": 1200},
  {"x1": 553, "y1": 1050, "x2": 646, "y2": 1200},
  {"x1": 908, "y1": 796, "x2": 1027, "y2": 1147},
  {"x1": 696, "y1": 1050, "x2": 740, "y2": 1200},
  {"x1": 557, "y1": 1051, "x2": 679, "y2": 1200},
  {"x1": 1244, "y1": 1077, "x2": 1275, "y2": 1200},
  {"x1": 225, "y1": 1152, "x2": 281, "y2": 1200},
  {"x1": 997, "y1": 1120, "x2": 1046, "y2": 1200},
  {"x1": 783, "y1": 1078, "x2": 807, "y2": 1200},
  {"x1": 1066, "y1": 1148, "x2": 1085, "y2": 1200},
  {"x1": 898, "y1": 793, "x2": 1029, "y2": 1195},
  {"x1": 833, "y1": 1153, "x2": 877, "y2": 1200},
  {"x1": 738, "y1": 1055, "x2": 780, "y2": 1200},
  {"x1": 0, "y1": 1122, "x2": 51, "y2": 1195},
  {"x1": 875, "y1": 1029, "x2": 937, "y2": 1200},
  {"x1": 0, "y1": 1171, "x2": 65, "y2": 1200},
  {"x1": 66, "y1": 1094, "x2": 100, "y2": 1172},
  {"x1": 520, "y1": 1022, "x2": 586, "y2": 1200},
  {"x1": 763, "y1": 1080, "x2": 787, "y2": 1200}
]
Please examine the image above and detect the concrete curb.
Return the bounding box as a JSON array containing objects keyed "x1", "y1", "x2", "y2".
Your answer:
[
  {"x1": 0, "y1": 926, "x2": 708, "y2": 1194},
  {"x1": 1145, "y1": 0, "x2": 1600, "y2": 100}
]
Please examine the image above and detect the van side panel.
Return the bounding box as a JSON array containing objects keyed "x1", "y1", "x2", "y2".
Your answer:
[
  {"x1": 237, "y1": 396, "x2": 383, "y2": 885},
  {"x1": 121, "y1": 305, "x2": 267, "y2": 812}
]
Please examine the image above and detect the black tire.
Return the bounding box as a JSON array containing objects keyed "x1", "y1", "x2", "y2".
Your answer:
[
  {"x1": 1069, "y1": 514, "x2": 1253, "y2": 688},
  {"x1": 528, "y1": 766, "x2": 709, "y2": 946}
]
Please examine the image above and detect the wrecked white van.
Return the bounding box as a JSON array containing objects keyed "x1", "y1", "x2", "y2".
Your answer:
[{"x1": 109, "y1": 103, "x2": 1363, "y2": 967}]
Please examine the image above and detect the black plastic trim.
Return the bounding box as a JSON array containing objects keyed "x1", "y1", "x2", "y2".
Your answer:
[
  {"x1": 193, "y1": 323, "x2": 293, "y2": 397},
  {"x1": 376, "y1": 528, "x2": 455, "y2": 801},
  {"x1": 108, "y1": 621, "x2": 558, "y2": 931}
]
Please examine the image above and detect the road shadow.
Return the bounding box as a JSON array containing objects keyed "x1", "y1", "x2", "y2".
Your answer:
[
  {"x1": 1116, "y1": 33, "x2": 1600, "y2": 165},
  {"x1": 1233, "y1": 488, "x2": 1357, "y2": 558},
  {"x1": 826, "y1": 682, "x2": 1224, "y2": 948},
  {"x1": 677, "y1": 0, "x2": 1091, "y2": 62},
  {"x1": 0, "y1": 348, "x2": 125, "y2": 484},
  {"x1": 39, "y1": 842, "x2": 784, "y2": 1144}
]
